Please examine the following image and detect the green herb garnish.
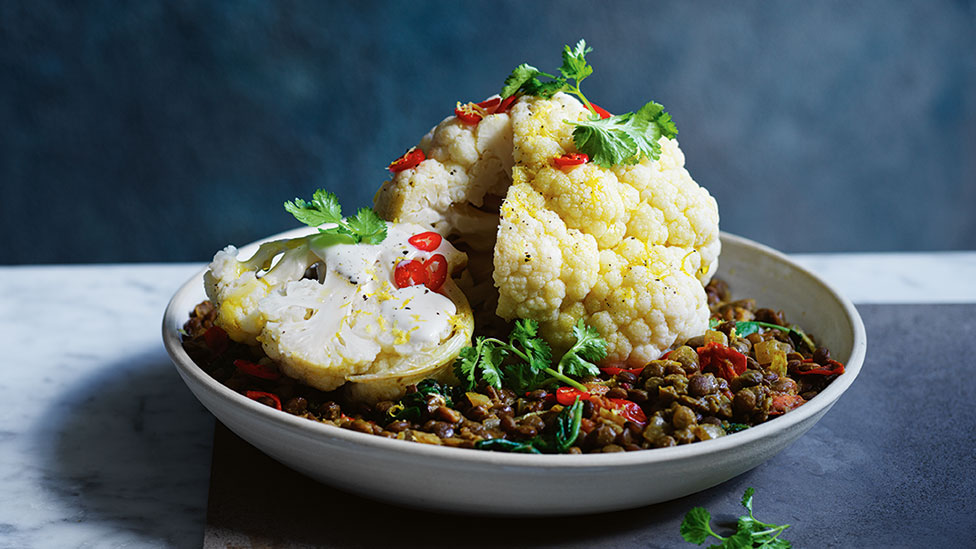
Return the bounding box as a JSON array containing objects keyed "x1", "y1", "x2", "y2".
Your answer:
[
  {"x1": 680, "y1": 488, "x2": 792, "y2": 548},
  {"x1": 454, "y1": 318, "x2": 606, "y2": 394},
  {"x1": 501, "y1": 39, "x2": 678, "y2": 168},
  {"x1": 284, "y1": 189, "x2": 388, "y2": 244}
]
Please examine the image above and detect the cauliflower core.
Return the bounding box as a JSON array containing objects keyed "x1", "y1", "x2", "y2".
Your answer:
[
  {"x1": 204, "y1": 223, "x2": 474, "y2": 401},
  {"x1": 375, "y1": 93, "x2": 719, "y2": 365}
]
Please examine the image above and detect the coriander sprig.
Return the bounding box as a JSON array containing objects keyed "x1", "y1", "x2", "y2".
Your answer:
[
  {"x1": 454, "y1": 318, "x2": 606, "y2": 393},
  {"x1": 680, "y1": 488, "x2": 792, "y2": 548},
  {"x1": 284, "y1": 189, "x2": 388, "y2": 244},
  {"x1": 500, "y1": 39, "x2": 678, "y2": 168}
]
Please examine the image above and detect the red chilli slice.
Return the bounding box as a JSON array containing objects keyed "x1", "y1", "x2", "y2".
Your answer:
[
  {"x1": 245, "y1": 390, "x2": 282, "y2": 411},
  {"x1": 454, "y1": 102, "x2": 484, "y2": 125},
  {"x1": 590, "y1": 102, "x2": 612, "y2": 119},
  {"x1": 234, "y1": 359, "x2": 282, "y2": 380},
  {"x1": 552, "y1": 152, "x2": 589, "y2": 169},
  {"x1": 394, "y1": 259, "x2": 427, "y2": 288},
  {"x1": 388, "y1": 147, "x2": 425, "y2": 173},
  {"x1": 408, "y1": 231, "x2": 442, "y2": 252},
  {"x1": 496, "y1": 95, "x2": 517, "y2": 114},
  {"x1": 423, "y1": 254, "x2": 448, "y2": 291}
]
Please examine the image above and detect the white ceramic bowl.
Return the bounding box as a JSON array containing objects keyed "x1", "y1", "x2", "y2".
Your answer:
[{"x1": 162, "y1": 231, "x2": 866, "y2": 515}]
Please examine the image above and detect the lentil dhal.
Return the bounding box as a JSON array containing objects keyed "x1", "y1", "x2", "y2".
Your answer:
[{"x1": 181, "y1": 279, "x2": 844, "y2": 454}]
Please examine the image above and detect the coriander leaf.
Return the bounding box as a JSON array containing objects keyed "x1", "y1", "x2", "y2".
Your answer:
[
  {"x1": 509, "y1": 318, "x2": 553, "y2": 371},
  {"x1": 285, "y1": 189, "x2": 388, "y2": 244},
  {"x1": 635, "y1": 100, "x2": 678, "y2": 140},
  {"x1": 722, "y1": 528, "x2": 755, "y2": 549},
  {"x1": 557, "y1": 318, "x2": 607, "y2": 377},
  {"x1": 680, "y1": 507, "x2": 715, "y2": 545},
  {"x1": 559, "y1": 39, "x2": 593, "y2": 83},
  {"x1": 453, "y1": 344, "x2": 481, "y2": 391},
  {"x1": 572, "y1": 114, "x2": 642, "y2": 167},
  {"x1": 502, "y1": 63, "x2": 550, "y2": 98},
  {"x1": 284, "y1": 189, "x2": 343, "y2": 227},
  {"x1": 501, "y1": 362, "x2": 551, "y2": 393},
  {"x1": 346, "y1": 207, "x2": 388, "y2": 244},
  {"x1": 741, "y1": 487, "x2": 755, "y2": 514},
  {"x1": 477, "y1": 343, "x2": 507, "y2": 390}
]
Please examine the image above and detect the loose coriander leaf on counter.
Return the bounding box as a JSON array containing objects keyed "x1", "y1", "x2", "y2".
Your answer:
[
  {"x1": 680, "y1": 488, "x2": 792, "y2": 548},
  {"x1": 679, "y1": 507, "x2": 714, "y2": 545}
]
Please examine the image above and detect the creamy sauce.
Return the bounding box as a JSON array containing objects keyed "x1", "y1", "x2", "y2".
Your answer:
[{"x1": 308, "y1": 224, "x2": 458, "y2": 351}]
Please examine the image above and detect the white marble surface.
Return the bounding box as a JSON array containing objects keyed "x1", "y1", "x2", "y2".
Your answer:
[{"x1": 1, "y1": 252, "x2": 974, "y2": 548}]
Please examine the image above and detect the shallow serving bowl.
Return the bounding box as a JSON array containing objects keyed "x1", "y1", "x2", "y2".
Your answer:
[{"x1": 162, "y1": 231, "x2": 866, "y2": 515}]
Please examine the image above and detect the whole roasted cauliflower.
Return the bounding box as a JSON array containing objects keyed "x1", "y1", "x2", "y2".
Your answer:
[{"x1": 374, "y1": 84, "x2": 719, "y2": 365}]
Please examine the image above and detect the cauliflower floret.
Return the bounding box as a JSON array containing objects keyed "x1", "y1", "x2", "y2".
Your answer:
[
  {"x1": 374, "y1": 92, "x2": 719, "y2": 364},
  {"x1": 203, "y1": 238, "x2": 316, "y2": 345},
  {"x1": 494, "y1": 94, "x2": 719, "y2": 364},
  {"x1": 203, "y1": 222, "x2": 474, "y2": 401}
]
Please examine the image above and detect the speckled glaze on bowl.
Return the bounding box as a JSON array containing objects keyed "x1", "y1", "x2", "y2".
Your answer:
[{"x1": 162, "y1": 231, "x2": 866, "y2": 516}]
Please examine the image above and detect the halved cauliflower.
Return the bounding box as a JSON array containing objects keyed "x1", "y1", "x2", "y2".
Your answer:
[
  {"x1": 204, "y1": 223, "x2": 473, "y2": 401},
  {"x1": 374, "y1": 92, "x2": 719, "y2": 365}
]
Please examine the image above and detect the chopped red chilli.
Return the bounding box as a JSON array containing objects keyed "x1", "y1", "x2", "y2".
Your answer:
[
  {"x1": 245, "y1": 390, "x2": 282, "y2": 411},
  {"x1": 394, "y1": 259, "x2": 427, "y2": 288},
  {"x1": 590, "y1": 102, "x2": 612, "y2": 119},
  {"x1": 600, "y1": 366, "x2": 643, "y2": 377},
  {"x1": 234, "y1": 359, "x2": 282, "y2": 380},
  {"x1": 423, "y1": 254, "x2": 448, "y2": 291},
  {"x1": 388, "y1": 147, "x2": 425, "y2": 173},
  {"x1": 552, "y1": 152, "x2": 589, "y2": 169},
  {"x1": 408, "y1": 231, "x2": 442, "y2": 252}
]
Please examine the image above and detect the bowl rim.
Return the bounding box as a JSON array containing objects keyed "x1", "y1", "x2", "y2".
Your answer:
[{"x1": 162, "y1": 230, "x2": 866, "y2": 469}]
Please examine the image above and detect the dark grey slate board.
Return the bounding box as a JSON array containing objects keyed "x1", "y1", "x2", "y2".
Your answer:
[{"x1": 204, "y1": 304, "x2": 976, "y2": 548}]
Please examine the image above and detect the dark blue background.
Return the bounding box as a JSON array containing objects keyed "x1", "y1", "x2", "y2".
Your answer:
[{"x1": 2, "y1": 1, "x2": 974, "y2": 264}]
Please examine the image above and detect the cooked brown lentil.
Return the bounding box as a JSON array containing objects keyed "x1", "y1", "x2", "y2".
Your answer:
[{"x1": 181, "y1": 278, "x2": 844, "y2": 454}]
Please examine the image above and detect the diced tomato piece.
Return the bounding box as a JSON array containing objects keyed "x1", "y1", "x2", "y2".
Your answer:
[
  {"x1": 697, "y1": 342, "x2": 748, "y2": 382},
  {"x1": 408, "y1": 231, "x2": 442, "y2": 252},
  {"x1": 422, "y1": 254, "x2": 448, "y2": 291},
  {"x1": 608, "y1": 398, "x2": 647, "y2": 426},
  {"x1": 388, "y1": 147, "x2": 425, "y2": 172},
  {"x1": 768, "y1": 394, "x2": 806, "y2": 416},
  {"x1": 394, "y1": 259, "x2": 427, "y2": 288}
]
